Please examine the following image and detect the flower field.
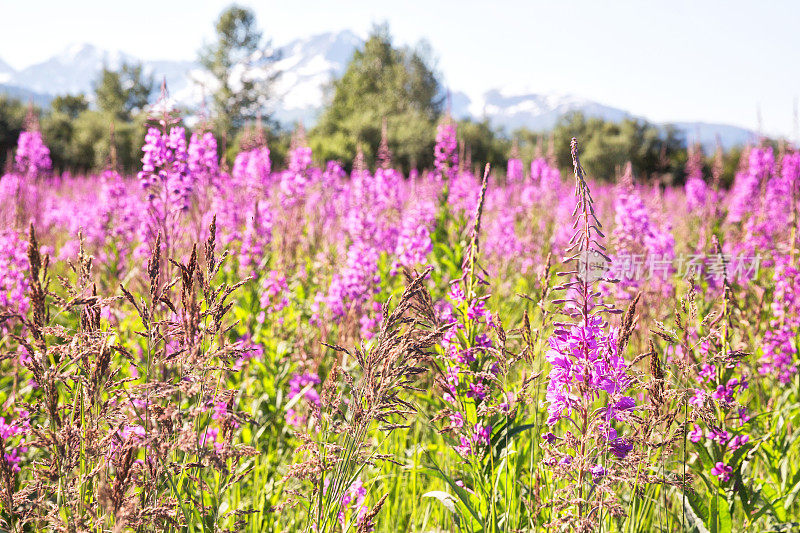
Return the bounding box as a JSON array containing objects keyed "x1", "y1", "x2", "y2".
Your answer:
[{"x1": 1, "y1": 106, "x2": 800, "y2": 532}]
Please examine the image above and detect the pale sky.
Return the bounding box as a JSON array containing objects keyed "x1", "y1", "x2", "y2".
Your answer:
[{"x1": 1, "y1": 0, "x2": 798, "y2": 138}]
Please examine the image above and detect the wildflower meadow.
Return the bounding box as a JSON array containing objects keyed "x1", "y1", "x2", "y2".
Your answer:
[{"x1": 2, "y1": 94, "x2": 800, "y2": 533}]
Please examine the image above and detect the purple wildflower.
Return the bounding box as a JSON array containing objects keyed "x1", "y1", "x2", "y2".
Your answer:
[
  {"x1": 710, "y1": 462, "x2": 733, "y2": 482},
  {"x1": 434, "y1": 119, "x2": 458, "y2": 182},
  {"x1": 15, "y1": 129, "x2": 51, "y2": 178}
]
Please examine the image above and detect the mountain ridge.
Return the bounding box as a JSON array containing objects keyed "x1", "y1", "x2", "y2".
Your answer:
[{"x1": 0, "y1": 32, "x2": 756, "y2": 150}]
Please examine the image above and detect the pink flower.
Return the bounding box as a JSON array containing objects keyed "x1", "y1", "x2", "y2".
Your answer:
[{"x1": 711, "y1": 462, "x2": 733, "y2": 482}]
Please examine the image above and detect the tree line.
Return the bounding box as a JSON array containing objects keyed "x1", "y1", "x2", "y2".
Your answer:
[{"x1": 0, "y1": 6, "x2": 764, "y2": 184}]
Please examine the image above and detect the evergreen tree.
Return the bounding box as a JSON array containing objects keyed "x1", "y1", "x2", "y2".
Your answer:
[
  {"x1": 0, "y1": 96, "x2": 28, "y2": 171},
  {"x1": 94, "y1": 63, "x2": 153, "y2": 120},
  {"x1": 51, "y1": 94, "x2": 89, "y2": 119},
  {"x1": 199, "y1": 5, "x2": 280, "y2": 136},
  {"x1": 311, "y1": 24, "x2": 443, "y2": 171},
  {"x1": 515, "y1": 112, "x2": 686, "y2": 182}
]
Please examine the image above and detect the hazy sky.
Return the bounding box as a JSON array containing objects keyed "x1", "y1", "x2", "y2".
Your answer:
[{"x1": 1, "y1": 0, "x2": 798, "y2": 137}]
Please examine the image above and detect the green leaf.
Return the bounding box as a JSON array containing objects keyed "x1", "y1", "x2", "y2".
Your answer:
[
  {"x1": 760, "y1": 484, "x2": 788, "y2": 522},
  {"x1": 715, "y1": 489, "x2": 732, "y2": 533},
  {"x1": 683, "y1": 489, "x2": 709, "y2": 533},
  {"x1": 709, "y1": 490, "x2": 719, "y2": 533},
  {"x1": 727, "y1": 440, "x2": 757, "y2": 470},
  {"x1": 426, "y1": 453, "x2": 484, "y2": 525},
  {"x1": 693, "y1": 441, "x2": 716, "y2": 472},
  {"x1": 423, "y1": 490, "x2": 459, "y2": 517},
  {"x1": 505, "y1": 423, "x2": 537, "y2": 441},
  {"x1": 785, "y1": 471, "x2": 800, "y2": 509},
  {"x1": 733, "y1": 471, "x2": 755, "y2": 517}
]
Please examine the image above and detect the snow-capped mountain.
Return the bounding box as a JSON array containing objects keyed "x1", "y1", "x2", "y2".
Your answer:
[
  {"x1": 4, "y1": 43, "x2": 195, "y2": 102},
  {"x1": 460, "y1": 89, "x2": 756, "y2": 149},
  {"x1": 0, "y1": 31, "x2": 757, "y2": 150},
  {"x1": 12, "y1": 44, "x2": 131, "y2": 95},
  {"x1": 0, "y1": 58, "x2": 14, "y2": 85},
  {"x1": 270, "y1": 30, "x2": 362, "y2": 124},
  {"x1": 0, "y1": 33, "x2": 360, "y2": 125},
  {"x1": 466, "y1": 88, "x2": 632, "y2": 132}
]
